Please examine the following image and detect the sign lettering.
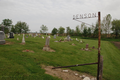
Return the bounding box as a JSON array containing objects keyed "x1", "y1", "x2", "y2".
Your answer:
[{"x1": 73, "y1": 13, "x2": 97, "y2": 19}]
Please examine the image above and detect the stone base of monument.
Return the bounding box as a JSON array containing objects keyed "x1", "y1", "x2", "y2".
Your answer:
[
  {"x1": 0, "y1": 40, "x2": 5, "y2": 44},
  {"x1": 43, "y1": 47, "x2": 55, "y2": 52}
]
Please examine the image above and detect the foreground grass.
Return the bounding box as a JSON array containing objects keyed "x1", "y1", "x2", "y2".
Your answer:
[{"x1": 0, "y1": 35, "x2": 120, "y2": 80}]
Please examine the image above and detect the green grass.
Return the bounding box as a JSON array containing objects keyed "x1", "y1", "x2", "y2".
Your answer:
[{"x1": 0, "y1": 34, "x2": 120, "y2": 80}]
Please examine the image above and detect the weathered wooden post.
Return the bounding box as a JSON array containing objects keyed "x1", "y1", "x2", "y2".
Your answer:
[
  {"x1": 99, "y1": 56, "x2": 103, "y2": 80},
  {"x1": 97, "y1": 11, "x2": 102, "y2": 80}
]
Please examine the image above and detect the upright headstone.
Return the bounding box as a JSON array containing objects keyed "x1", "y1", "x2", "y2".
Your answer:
[
  {"x1": 0, "y1": 31, "x2": 5, "y2": 44},
  {"x1": 9, "y1": 32, "x2": 14, "y2": 38},
  {"x1": 48, "y1": 36, "x2": 51, "y2": 38},
  {"x1": 43, "y1": 37, "x2": 50, "y2": 51},
  {"x1": 54, "y1": 34, "x2": 56, "y2": 39},
  {"x1": 7, "y1": 34, "x2": 9, "y2": 38},
  {"x1": 42, "y1": 36, "x2": 44, "y2": 39},
  {"x1": 45, "y1": 37, "x2": 50, "y2": 47},
  {"x1": 17, "y1": 38, "x2": 19, "y2": 41},
  {"x1": 85, "y1": 44, "x2": 89, "y2": 51},
  {"x1": 36, "y1": 33, "x2": 38, "y2": 36},
  {"x1": 22, "y1": 34, "x2": 25, "y2": 43},
  {"x1": 67, "y1": 35, "x2": 70, "y2": 41},
  {"x1": 86, "y1": 44, "x2": 89, "y2": 49}
]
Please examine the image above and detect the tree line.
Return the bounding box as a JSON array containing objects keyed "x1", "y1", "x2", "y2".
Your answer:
[
  {"x1": 50, "y1": 14, "x2": 120, "y2": 38},
  {"x1": 0, "y1": 19, "x2": 30, "y2": 34}
]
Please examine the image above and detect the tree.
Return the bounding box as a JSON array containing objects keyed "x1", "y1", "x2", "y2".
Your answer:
[
  {"x1": 15, "y1": 21, "x2": 30, "y2": 33},
  {"x1": 51, "y1": 27, "x2": 58, "y2": 35},
  {"x1": 0, "y1": 19, "x2": 12, "y2": 33},
  {"x1": 81, "y1": 23, "x2": 85, "y2": 33},
  {"x1": 66, "y1": 26, "x2": 71, "y2": 35},
  {"x1": 11, "y1": 25, "x2": 16, "y2": 33},
  {"x1": 75, "y1": 25, "x2": 80, "y2": 36},
  {"x1": 93, "y1": 21, "x2": 102, "y2": 38},
  {"x1": 111, "y1": 19, "x2": 120, "y2": 38},
  {"x1": 88, "y1": 27, "x2": 92, "y2": 37},
  {"x1": 70, "y1": 29, "x2": 75, "y2": 36},
  {"x1": 102, "y1": 14, "x2": 112, "y2": 36},
  {"x1": 82, "y1": 27, "x2": 88, "y2": 37},
  {"x1": 40, "y1": 25, "x2": 48, "y2": 33},
  {"x1": 58, "y1": 26, "x2": 65, "y2": 35}
]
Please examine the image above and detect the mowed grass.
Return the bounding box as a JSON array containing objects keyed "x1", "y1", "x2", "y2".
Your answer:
[{"x1": 0, "y1": 34, "x2": 120, "y2": 80}]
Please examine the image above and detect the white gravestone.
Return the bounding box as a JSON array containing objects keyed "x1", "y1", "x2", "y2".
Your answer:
[
  {"x1": 42, "y1": 36, "x2": 44, "y2": 39},
  {"x1": 22, "y1": 34, "x2": 25, "y2": 43},
  {"x1": 54, "y1": 34, "x2": 56, "y2": 39},
  {"x1": 17, "y1": 38, "x2": 19, "y2": 41}
]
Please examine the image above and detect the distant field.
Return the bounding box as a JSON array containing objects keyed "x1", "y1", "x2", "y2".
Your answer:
[{"x1": 0, "y1": 34, "x2": 120, "y2": 80}]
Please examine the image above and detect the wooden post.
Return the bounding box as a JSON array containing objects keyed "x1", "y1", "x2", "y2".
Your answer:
[
  {"x1": 99, "y1": 56, "x2": 103, "y2": 80},
  {"x1": 97, "y1": 12, "x2": 101, "y2": 80}
]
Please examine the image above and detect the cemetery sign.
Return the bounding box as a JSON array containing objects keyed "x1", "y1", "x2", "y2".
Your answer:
[{"x1": 73, "y1": 13, "x2": 97, "y2": 19}]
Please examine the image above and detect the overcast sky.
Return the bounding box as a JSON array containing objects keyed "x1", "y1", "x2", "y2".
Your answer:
[{"x1": 0, "y1": 0, "x2": 120, "y2": 33}]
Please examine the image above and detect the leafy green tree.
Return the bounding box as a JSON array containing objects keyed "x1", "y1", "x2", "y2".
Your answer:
[
  {"x1": 88, "y1": 27, "x2": 92, "y2": 37},
  {"x1": 0, "y1": 19, "x2": 12, "y2": 33},
  {"x1": 66, "y1": 26, "x2": 71, "y2": 35},
  {"x1": 51, "y1": 27, "x2": 58, "y2": 35},
  {"x1": 82, "y1": 27, "x2": 88, "y2": 37},
  {"x1": 75, "y1": 25, "x2": 80, "y2": 36},
  {"x1": 11, "y1": 25, "x2": 16, "y2": 33},
  {"x1": 58, "y1": 26, "x2": 65, "y2": 35},
  {"x1": 15, "y1": 21, "x2": 30, "y2": 33},
  {"x1": 81, "y1": 23, "x2": 85, "y2": 33},
  {"x1": 2, "y1": 19, "x2": 12, "y2": 26},
  {"x1": 70, "y1": 29, "x2": 75, "y2": 36},
  {"x1": 111, "y1": 19, "x2": 120, "y2": 38},
  {"x1": 102, "y1": 14, "x2": 112, "y2": 36},
  {"x1": 40, "y1": 25, "x2": 48, "y2": 33},
  {"x1": 93, "y1": 21, "x2": 102, "y2": 38}
]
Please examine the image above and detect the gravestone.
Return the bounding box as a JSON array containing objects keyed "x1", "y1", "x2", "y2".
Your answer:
[
  {"x1": 42, "y1": 36, "x2": 44, "y2": 39},
  {"x1": 7, "y1": 34, "x2": 9, "y2": 38},
  {"x1": 85, "y1": 44, "x2": 89, "y2": 51},
  {"x1": 9, "y1": 32, "x2": 14, "y2": 38},
  {"x1": 26, "y1": 35, "x2": 28, "y2": 38},
  {"x1": 36, "y1": 33, "x2": 38, "y2": 36},
  {"x1": 54, "y1": 34, "x2": 56, "y2": 39},
  {"x1": 76, "y1": 38, "x2": 79, "y2": 41},
  {"x1": 80, "y1": 39, "x2": 83, "y2": 43},
  {"x1": 48, "y1": 36, "x2": 51, "y2": 38},
  {"x1": 0, "y1": 31, "x2": 5, "y2": 44},
  {"x1": 17, "y1": 38, "x2": 19, "y2": 41},
  {"x1": 67, "y1": 35, "x2": 70, "y2": 41},
  {"x1": 22, "y1": 34, "x2": 25, "y2": 43},
  {"x1": 86, "y1": 44, "x2": 89, "y2": 49},
  {"x1": 43, "y1": 37, "x2": 50, "y2": 51}
]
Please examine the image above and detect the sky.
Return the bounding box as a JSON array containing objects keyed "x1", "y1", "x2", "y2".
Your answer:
[{"x1": 0, "y1": 0, "x2": 120, "y2": 33}]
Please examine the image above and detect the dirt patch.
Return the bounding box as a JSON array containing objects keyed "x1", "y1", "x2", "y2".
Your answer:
[
  {"x1": 112, "y1": 42, "x2": 120, "y2": 49},
  {"x1": 4, "y1": 41, "x2": 14, "y2": 45},
  {"x1": 41, "y1": 65, "x2": 96, "y2": 80},
  {"x1": 22, "y1": 49, "x2": 34, "y2": 53},
  {"x1": 43, "y1": 47, "x2": 55, "y2": 52}
]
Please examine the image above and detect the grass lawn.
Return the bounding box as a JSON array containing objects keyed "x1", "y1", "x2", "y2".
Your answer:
[{"x1": 0, "y1": 34, "x2": 120, "y2": 80}]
